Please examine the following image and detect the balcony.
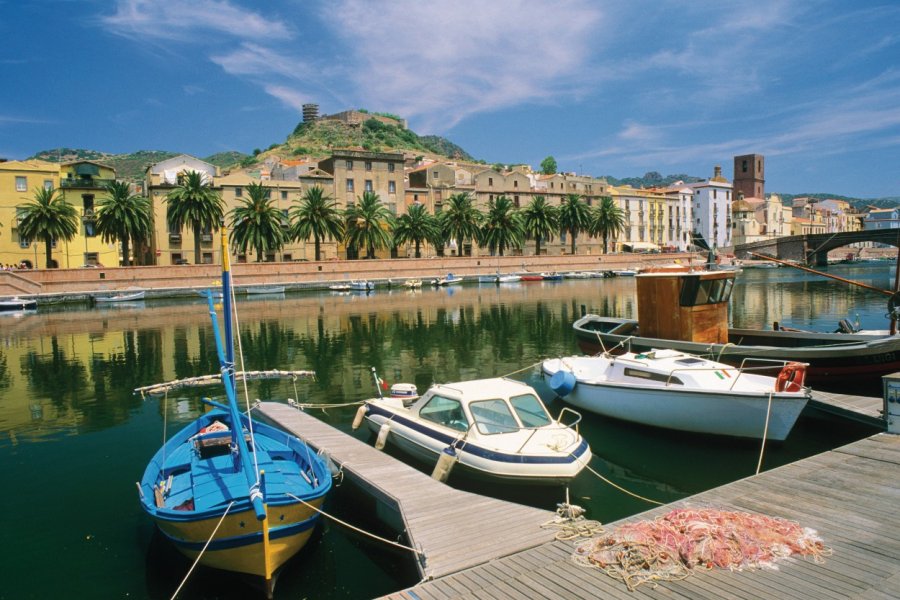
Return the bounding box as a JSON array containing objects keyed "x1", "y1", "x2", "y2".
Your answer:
[
  {"x1": 61, "y1": 177, "x2": 115, "y2": 189},
  {"x1": 169, "y1": 233, "x2": 182, "y2": 244},
  {"x1": 201, "y1": 233, "x2": 213, "y2": 243}
]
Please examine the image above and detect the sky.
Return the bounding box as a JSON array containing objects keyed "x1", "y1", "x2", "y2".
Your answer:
[{"x1": 2, "y1": 1, "x2": 900, "y2": 198}]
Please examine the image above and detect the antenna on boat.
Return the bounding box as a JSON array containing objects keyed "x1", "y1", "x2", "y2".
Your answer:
[{"x1": 371, "y1": 367, "x2": 384, "y2": 398}]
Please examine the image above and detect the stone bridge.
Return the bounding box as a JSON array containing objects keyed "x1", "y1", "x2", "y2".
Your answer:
[{"x1": 735, "y1": 229, "x2": 900, "y2": 266}]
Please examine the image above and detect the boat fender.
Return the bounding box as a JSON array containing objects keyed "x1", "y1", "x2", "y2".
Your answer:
[
  {"x1": 549, "y1": 370, "x2": 577, "y2": 397},
  {"x1": 374, "y1": 422, "x2": 391, "y2": 450},
  {"x1": 351, "y1": 405, "x2": 367, "y2": 430},
  {"x1": 431, "y1": 446, "x2": 457, "y2": 482},
  {"x1": 775, "y1": 362, "x2": 806, "y2": 392}
]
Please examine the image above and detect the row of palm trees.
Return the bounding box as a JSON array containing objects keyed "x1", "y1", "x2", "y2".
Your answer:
[{"x1": 12, "y1": 172, "x2": 627, "y2": 268}]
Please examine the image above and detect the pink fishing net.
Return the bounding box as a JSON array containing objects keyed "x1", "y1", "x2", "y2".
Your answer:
[{"x1": 574, "y1": 508, "x2": 831, "y2": 590}]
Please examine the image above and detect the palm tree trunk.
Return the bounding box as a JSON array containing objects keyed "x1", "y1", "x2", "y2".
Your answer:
[
  {"x1": 535, "y1": 237, "x2": 542, "y2": 256},
  {"x1": 415, "y1": 240, "x2": 421, "y2": 258},
  {"x1": 314, "y1": 237, "x2": 322, "y2": 261},
  {"x1": 122, "y1": 235, "x2": 131, "y2": 267},
  {"x1": 602, "y1": 233, "x2": 608, "y2": 254},
  {"x1": 44, "y1": 238, "x2": 53, "y2": 268},
  {"x1": 193, "y1": 222, "x2": 202, "y2": 264},
  {"x1": 570, "y1": 229, "x2": 577, "y2": 254}
]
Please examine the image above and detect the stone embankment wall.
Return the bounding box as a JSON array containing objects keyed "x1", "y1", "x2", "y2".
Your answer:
[{"x1": 0, "y1": 253, "x2": 699, "y2": 299}]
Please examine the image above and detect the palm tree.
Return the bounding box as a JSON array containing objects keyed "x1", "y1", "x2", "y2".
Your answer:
[
  {"x1": 94, "y1": 181, "x2": 152, "y2": 266},
  {"x1": 480, "y1": 195, "x2": 524, "y2": 256},
  {"x1": 440, "y1": 192, "x2": 482, "y2": 257},
  {"x1": 591, "y1": 196, "x2": 627, "y2": 254},
  {"x1": 229, "y1": 182, "x2": 286, "y2": 262},
  {"x1": 521, "y1": 195, "x2": 558, "y2": 256},
  {"x1": 164, "y1": 171, "x2": 224, "y2": 264},
  {"x1": 558, "y1": 194, "x2": 592, "y2": 255},
  {"x1": 393, "y1": 202, "x2": 440, "y2": 258},
  {"x1": 17, "y1": 187, "x2": 79, "y2": 268},
  {"x1": 289, "y1": 185, "x2": 344, "y2": 261},
  {"x1": 344, "y1": 191, "x2": 394, "y2": 259}
]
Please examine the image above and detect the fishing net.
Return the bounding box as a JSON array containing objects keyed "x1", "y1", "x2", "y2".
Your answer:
[{"x1": 573, "y1": 507, "x2": 832, "y2": 591}]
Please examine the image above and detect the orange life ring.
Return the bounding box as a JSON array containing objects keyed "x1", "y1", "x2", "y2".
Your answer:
[{"x1": 775, "y1": 362, "x2": 806, "y2": 392}]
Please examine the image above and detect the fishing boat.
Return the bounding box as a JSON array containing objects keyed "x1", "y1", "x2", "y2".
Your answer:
[
  {"x1": 431, "y1": 273, "x2": 463, "y2": 286},
  {"x1": 328, "y1": 283, "x2": 352, "y2": 291},
  {"x1": 246, "y1": 285, "x2": 285, "y2": 295},
  {"x1": 0, "y1": 296, "x2": 37, "y2": 311},
  {"x1": 353, "y1": 375, "x2": 591, "y2": 485},
  {"x1": 497, "y1": 274, "x2": 522, "y2": 283},
  {"x1": 572, "y1": 267, "x2": 900, "y2": 388},
  {"x1": 94, "y1": 290, "x2": 145, "y2": 303},
  {"x1": 477, "y1": 274, "x2": 498, "y2": 284},
  {"x1": 137, "y1": 229, "x2": 331, "y2": 597},
  {"x1": 541, "y1": 272, "x2": 563, "y2": 281},
  {"x1": 520, "y1": 274, "x2": 544, "y2": 282},
  {"x1": 542, "y1": 350, "x2": 810, "y2": 440},
  {"x1": 402, "y1": 279, "x2": 422, "y2": 289},
  {"x1": 350, "y1": 280, "x2": 374, "y2": 291}
]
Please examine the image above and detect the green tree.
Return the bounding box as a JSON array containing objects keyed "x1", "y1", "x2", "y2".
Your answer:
[
  {"x1": 94, "y1": 181, "x2": 152, "y2": 267},
  {"x1": 480, "y1": 195, "x2": 523, "y2": 256},
  {"x1": 540, "y1": 156, "x2": 558, "y2": 175},
  {"x1": 344, "y1": 191, "x2": 393, "y2": 259},
  {"x1": 521, "y1": 195, "x2": 558, "y2": 256},
  {"x1": 229, "y1": 182, "x2": 286, "y2": 262},
  {"x1": 165, "y1": 171, "x2": 224, "y2": 264},
  {"x1": 290, "y1": 185, "x2": 345, "y2": 262},
  {"x1": 393, "y1": 202, "x2": 440, "y2": 258},
  {"x1": 590, "y1": 196, "x2": 626, "y2": 254},
  {"x1": 440, "y1": 192, "x2": 482, "y2": 256},
  {"x1": 17, "y1": 187, "x2": 79, "y2": 268},
  {"x1": 558, "y1": 194, "x2": 592, "y2": 255}
]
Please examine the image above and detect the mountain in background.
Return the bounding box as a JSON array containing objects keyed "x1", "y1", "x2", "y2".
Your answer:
[{"x1": 26, "y1": 120, "x2": 897, "y2": 210}]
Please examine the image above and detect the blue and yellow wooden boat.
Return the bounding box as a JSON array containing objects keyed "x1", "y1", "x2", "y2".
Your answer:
[{"x1": 138, "y1": 228, "x2": 331, "y2": 596}]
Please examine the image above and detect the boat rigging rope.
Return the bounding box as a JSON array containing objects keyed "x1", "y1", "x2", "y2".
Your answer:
[
  {"x1": 288, "y1": 399, "x2": 365, "y2": 411},
  {"x1": 756, "y1": 392, "x2": 774, "y2": 475},
  {"x1": 169, "y1": 501, "x2": 235, "y2": 600},
  {"x1": 286, "y1": 493, "x2": 422, "y2": 557},
  {"x1": 229, "y1": 278, "x2": 261, "y2": 482}
]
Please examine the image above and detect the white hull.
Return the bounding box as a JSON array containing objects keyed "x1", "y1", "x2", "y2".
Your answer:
[
  {"x1": 95, "y1": 291, "x2": 145, "y2": 303},
  {"x1": 543, "y1": 354, "x2": 809, "y2": 440}
]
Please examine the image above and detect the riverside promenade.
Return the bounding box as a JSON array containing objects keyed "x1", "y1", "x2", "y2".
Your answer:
[{"x1": 0, "y1": 253, "x2": 698, "y2": 299}]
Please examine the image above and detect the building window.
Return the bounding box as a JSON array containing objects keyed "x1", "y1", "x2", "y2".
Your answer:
[
  {"x1": 15, "y1": 176, "x2": 26, "y2": 192},
  {"x1": 488, "y1": 177, "x2": 493, "y2": 186},
  {"x1": 388, "y1": 181, "x2": 396, "y2": 194},
  {"x1": 514, "y1": 180, "x2": 518, "y2": 188},
  {"x1": 235, "y1": 187, "x2": 243, "y2": 197},
  {"x1": 281, "y1": 190, "x2": 288, "y2": 200},
  {"x1": 388, "y1": 163, "x2": 395, "y2": 173},
  {"x1": 365, "y1": 161, "x2": 372, "y2": 171},
  {"x1": 433, "y1": 170, "x2": 440, "y2": 179},
  {"x1": 346, "y1": 179, "x2": 354, "y2": 192},
  {"x1": 742, "y1": 160, "x2": 748, "y2": 173},
  {"x1": 345, "y1": 160, "x2": 353, "y2": 170},
  {"x1": 43, "y1": 180, "x2": 53, "y2": 190},
  {"x1": 365, "y1": 180, "x2": 373, "y2": 192},
  {"x1": 514, "y1": 195, "x2": 520, "y2": 207}
]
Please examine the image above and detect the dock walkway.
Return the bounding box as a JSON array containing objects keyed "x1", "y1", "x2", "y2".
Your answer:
[
  {"x1": 387, "y1": 432, "x2": 900, "y2": 599},
  {"x1": 256, "y1": 402, "x2": 558, "y2": 582},
  {"x1": 809, "y1": 389, "x2": 885, "y2": 427}
]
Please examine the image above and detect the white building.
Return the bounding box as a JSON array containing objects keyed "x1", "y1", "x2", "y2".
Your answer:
[{"x1": 686, "y1": 166, "x2": 732, "y2": 249}]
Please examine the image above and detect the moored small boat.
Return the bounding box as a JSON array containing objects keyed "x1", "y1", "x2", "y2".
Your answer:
[
  {"x1": 246, "y1": 285, "x2": 285, "y2": 295},
  {"x1": 497, "y1": 274, "x2": 521, "y2": 283},
  {"x1": 403, "y1": 279, "x2": 422, "y2": 289},
  {"x1": 520, "y1": 274, "x2": 544, "y2": 282},
  {"x1": 541, "y1": 272, "x2": 563, "y2": 281},
  {"x1": 542, "y1": 350, "x2": 810, "y2": 440},
  {"x1": 95, "y1": 290, "x2": 145, "y2": 303},
  {"x1": 350, "y1": 280, "x2": 374, "y2": 291},
  {"x1": 0, "y1": 296, "x2": 37, "y2": 311},
  {"x1": 355, "y1": 376, "x2": 591, "y2": 485},
  {"x1": 432, "y1": 273, "x2": 462, "y2": 286}
]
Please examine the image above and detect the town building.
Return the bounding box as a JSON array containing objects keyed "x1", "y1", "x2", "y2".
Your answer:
[{"x1": 687, "y1": 166, "x2": 732, "y2": 250}]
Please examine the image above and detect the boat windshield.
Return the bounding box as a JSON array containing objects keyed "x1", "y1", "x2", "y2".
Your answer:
[
  {"x1": 469, "y1": 399, "x2": 520, "y2": 435},
  {"x1": 419, "y1": 395, "x2": 469, "y2": 432},
  {"x1": 509, "y1": 393, "x2": 552, "y2": 427}
]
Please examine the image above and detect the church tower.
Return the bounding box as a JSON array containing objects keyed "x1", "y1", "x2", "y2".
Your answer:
[{"x1": 733, "y1": 154, "x2": 765, "y2": 199}]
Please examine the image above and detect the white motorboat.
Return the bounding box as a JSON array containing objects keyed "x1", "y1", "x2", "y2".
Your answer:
[
  {"x1": 350, "y1": 280, "x2": 374, "y2": 291},
  {"x1": 329, "y1": 283, "x2": 352, "y2": 291},
  {"x1": 0, "y1": 297, "x2": 37, "y2": 312},
  {"x1": 431, "y1": 273, "x2": 463, "y2": 286},
  {"x1": 403, "y1": 279, "x2": 422, "y2": 289},
  {"x1": 542, "y1": 350, "x2": 810, "y2": 441},
  {"x1": 355, "y1": 377, "x2": 591, "y2": 485},
  {"x1": 612, "y1": 269, "x2": 638, "y2": 276},
  {"x1": 245, "y1": 285, "x2": 285, "y2": 295},
  {"x1": 94, "y1": 290, "x2": 145, "y2": 303},
  {"x1": 477, "y1": 274, "x2": 498, "y2": 284},
  {"x1": 497, "y1": 274, "x2": 521, "y2": 283}
]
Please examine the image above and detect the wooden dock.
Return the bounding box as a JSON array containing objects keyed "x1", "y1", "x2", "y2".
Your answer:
[
  {"x1": 809, "y1": 389, "x2": 885, "y2": 427},
  {"x1": 256, "y1": 402, "x2": 558, "y2": 582},
  {"x1": 386, "y1": 432, "x2": 900, "y2": 599}
]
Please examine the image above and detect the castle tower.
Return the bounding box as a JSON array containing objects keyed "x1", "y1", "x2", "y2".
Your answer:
[
  {"x1": 733, "y1": 154, "x2": 764, "y2": 199},
  {"x1": 302, "y1": 103, "x2": 319, "y2": 123}
]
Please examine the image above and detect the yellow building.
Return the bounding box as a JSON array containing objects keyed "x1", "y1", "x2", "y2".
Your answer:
[
  {"x1": 0, "y1": 160, "x2": 60, "y2": 269},
  {"x1": 608, "y1": 185, "x2": 669, "y2": 252},
  {"x1": 58, "y1": 160, "x2": 120, "y2": 267}
]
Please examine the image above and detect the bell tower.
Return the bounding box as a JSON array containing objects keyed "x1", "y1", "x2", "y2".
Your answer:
[{"x1": 733, "y1": 154, "x2": 765, "y2": 199}]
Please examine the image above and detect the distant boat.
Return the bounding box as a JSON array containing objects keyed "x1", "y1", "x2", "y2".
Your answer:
[
  {"x1": 95, "y1": 290, "x2": 145, "y2": 303},
  {"x1": 541, "y1": 272, "x2": 563, "y2": 281},
  {"x1": 612, "y1": 269, "x2": 638, "y2": 276},
  {"x1": 432, "y1": 273, "x2": 462, "y2": 286},
  {"x1": 497, "y1": 274, "x2": 521, "y2": 283},
  {"x1": 520, "y1": 274, "x2": 544, "y2": 282},
  {"x1": 477, "y1": 274, "x2": 498, "y2": 284},
  {"x1": 246, "y1": 285, "x2": 285, "y2": 295},
  {"x1": 328, "y1": 283, "x2": 352, "y2": 291},
  {"x1": 350, "y1": 280, "x2": 374, "y2": 291},
  {"x1": 0, "y1": 297, "x2": 37, "y2": 312},
  {"x1": 403, "y1": 279, "x2": 422, "y2": 289}
]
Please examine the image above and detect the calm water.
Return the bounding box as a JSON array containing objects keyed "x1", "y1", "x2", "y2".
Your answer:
[{"x1": 0, "y1": 262, "x2": 889, "y2": 599}]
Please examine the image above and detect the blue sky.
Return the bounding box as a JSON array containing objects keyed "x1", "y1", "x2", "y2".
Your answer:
[{"x1": 2, "y1": 1, "x2": 900, "y2": 198}]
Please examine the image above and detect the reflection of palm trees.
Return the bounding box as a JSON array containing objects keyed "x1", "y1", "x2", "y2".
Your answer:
[
  {"x1": 300, "y1": 317, "x2": 347, "y2": 389},
  {"x1": 22, "y1": 336, "x2": 87, "y2": 410},
  {"x1": 0, "y1": 350, "x2": 10, "y2": 390}
]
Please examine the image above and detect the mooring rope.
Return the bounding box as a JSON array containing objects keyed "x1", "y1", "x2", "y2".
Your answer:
[
  {"x1": 498, "y1": 360, "x2": 544, "y2": 378},
  {"x1": 286, "y1": 493, "x2": 421, "y2": 557},
  {"x1": 756, "y1": 391, "x2": 774, "y2": 475},
  {"x1": 169, "y1": 501, "x2": 235, "y2": 600},
  {"x1": 583, "y1": 462, "x2": 664, "y2": 506}
]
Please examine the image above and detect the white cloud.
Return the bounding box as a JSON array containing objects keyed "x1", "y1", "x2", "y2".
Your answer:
[{"x1": 264, "y1": 85, "x2": 313, "y2": 112}]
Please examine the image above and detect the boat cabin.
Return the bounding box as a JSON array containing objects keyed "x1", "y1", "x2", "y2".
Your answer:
[{"x1": 636, "y1": 269, "x2": 736, "y2": 344}]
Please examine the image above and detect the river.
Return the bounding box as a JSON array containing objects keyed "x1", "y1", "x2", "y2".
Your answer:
[{"x1": 0, "y1": 262, "x2": 889, "y2": 599}]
